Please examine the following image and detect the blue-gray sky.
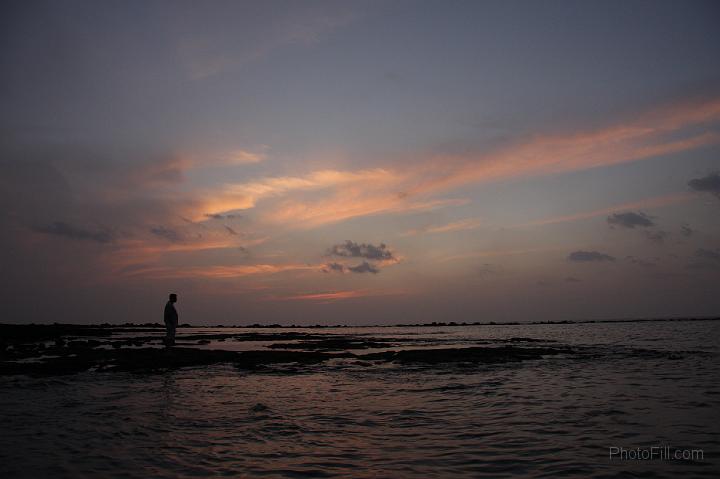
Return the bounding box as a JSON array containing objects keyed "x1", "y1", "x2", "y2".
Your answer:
[{"x1": 1, "y1": 0, "x2": 719, "y2": 324}]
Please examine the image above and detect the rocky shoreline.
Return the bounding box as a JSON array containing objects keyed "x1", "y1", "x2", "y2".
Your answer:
[
  {"x1": 1, "y1": 323, "x2": 706, "y2": 377},
  {"x1": 0, "y1": 324, "x2": 581, "y2": 376}
]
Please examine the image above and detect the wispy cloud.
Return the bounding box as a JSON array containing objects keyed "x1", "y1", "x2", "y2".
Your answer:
[
  {"x1": 405, "y1": 98, "x2": 720, "y2": 198},
  {"x1": 607, "y1": 211, "x2": 655, "y2": 229},
  {"x1": 195, "y1": 96, "x2": 719, "y2": 228},
  {"x1": 24, "y1": 95, "x2": 718, "y2": 290},
  {"x1": 121, "y1": 263, "x2": 317, "y2": 280},
  {"x1": 263, "y1": 194, "x2": 468, "y2": 228},
  {"x1": 271, "y1": 289, "x2": 406, "y2": 302},
  {"x1": 198, "y1": 168, "x2": 401, "y2": 220},
  {"x1": 106, "y1": 235, "x2": 269, "y2": 278},
  {"x1": 274, "y1": 291, "x2": 370, "y2": 302},
  {"x1": 688, "y1": 172, "x2": 720, "y2": 200},
  {"x1": 402, "y1": 218, "x2": 482, "y2": 236},
  {"x1": 224, "y1": 225, "x2": 239, "y2": 236},
  {"x1": 568, "y1": 250, "x2": 616, "y2": 262},
  {"x1": 177, "y1": 147, "x2": 268, "y2": 172},
  {"x1": 149, "y1": 225, "x2": 182, "y2": 242},
  {"x1": 33, "y1": 221, "x2": 114, "y2": 244},
  {"x1": 521, "y1": 193, "x2": 693, "y2": 227},
  {"x1": 219, "y1": 148, "x2": 267, "y2": 165}
]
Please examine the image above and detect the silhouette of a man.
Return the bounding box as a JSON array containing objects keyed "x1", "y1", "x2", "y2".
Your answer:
[{"x1": 164, "y1": 293, "x2": 178, "y2": 346}]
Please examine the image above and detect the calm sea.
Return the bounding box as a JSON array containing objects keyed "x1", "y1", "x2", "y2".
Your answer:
[{"x1": 1, "y1": 321, "x2": 719, "y2": 478}]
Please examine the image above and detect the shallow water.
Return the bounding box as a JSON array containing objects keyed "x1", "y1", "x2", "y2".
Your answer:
[{"x1": 2, "y1": 321, "x2": 719, "y2": 478}]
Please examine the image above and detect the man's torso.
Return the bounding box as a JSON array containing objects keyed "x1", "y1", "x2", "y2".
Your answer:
[{"x1": 164, "y1": 302, "x2": 178, "y2": 325}]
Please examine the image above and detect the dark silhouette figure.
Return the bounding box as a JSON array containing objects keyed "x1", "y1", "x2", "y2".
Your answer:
[{"x1": 164, "y1": 293, "x2": 178, "y2": 347}]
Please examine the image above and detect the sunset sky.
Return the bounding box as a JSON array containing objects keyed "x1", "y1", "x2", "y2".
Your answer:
[{"x1": 2, "y1": 0, "x2": 719, "y2": 325}]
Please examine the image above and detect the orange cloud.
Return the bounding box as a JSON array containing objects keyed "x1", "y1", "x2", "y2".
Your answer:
[
  {"x1": 119, "y1": 263, "x2": 317, "y2": 280},
  {"x1": 271, "y1": 289, "x2": 409, "y2": 302},
  {"x1": 195, "y1": 96, "x2": 720, "y2": 228},
  {"x1": 277, "y1": 290, "x2": 369, "y2": 301},
  {"x1": 220, "y1": 148, "x2": 267, "y2": 165},
  {"x1": 404, "y1": 100, "x2": 720, "y2": 197},
  {"x1": 263, "y1": 192, "x2": 464, "y2": 227},
  {"x1": 184, "y1": 147, "x2": 268, "y2": 169},
  {"x1": 94, "y1": 220, "x2": 274, "y2": 283},
  {"x1": 195, "y1": 168, "x2": 402, "y2": 220}
]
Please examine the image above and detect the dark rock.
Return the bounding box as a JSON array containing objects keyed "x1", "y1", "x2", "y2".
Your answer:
[
  {"x1": 0, "y1": 324, "x2": 113, "y2": 342},
  {"x1": 267, "y1": 338, "x2": 390, "y2": 351},
  {"x1": 67, "y1": 340, "x2": 102, "y2": 350},
  {"x1": 0, "y1": 356, "x2": 97, "y2": 377},
  {"x1": 106, "y1": 348, "x2": 240, "y2": 372}
]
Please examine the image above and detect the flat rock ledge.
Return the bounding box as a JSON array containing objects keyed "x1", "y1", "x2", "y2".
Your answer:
[{"x1": 0, "y1": 345, "x2": 572, "y2": 377}]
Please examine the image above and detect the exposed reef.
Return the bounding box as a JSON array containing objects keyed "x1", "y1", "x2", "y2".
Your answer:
[
  {"x1": 0, "y1": 324, "x2": 707, "y2": 377},
  {"x1": 0, "y1": 345, "x2": 570, "y2": 377},
  {"x1": 267, "y1": 338, "x2": 392, "y2": 351}
]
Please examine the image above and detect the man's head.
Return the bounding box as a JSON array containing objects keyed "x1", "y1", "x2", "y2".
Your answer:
[{"x1": 169, "y1": 293, "x2": 177, "y2": 303}]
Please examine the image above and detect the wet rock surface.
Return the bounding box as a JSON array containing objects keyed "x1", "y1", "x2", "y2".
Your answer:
[
  {"x1": 0, "y1": 323, "x2": 709, "y2": 377},
  {"x1": 267, "y1": 337, "x2": 391, "y2": 351},
  {"x1": 0, "y1": 345, "x2": 571, "y2": 376}
]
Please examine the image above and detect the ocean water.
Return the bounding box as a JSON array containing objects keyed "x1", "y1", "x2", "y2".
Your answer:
[{"x1": 1, "y1": 321, "x2": 719, "y2": 478}]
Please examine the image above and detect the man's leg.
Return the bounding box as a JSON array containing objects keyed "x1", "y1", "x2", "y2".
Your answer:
[{"x1": 165, "y1": 324, "x2": 176, "y2": 346}]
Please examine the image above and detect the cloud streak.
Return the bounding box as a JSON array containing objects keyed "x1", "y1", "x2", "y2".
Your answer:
[
  {"x1": 275, "y1": 290, "x2": 373, "y2": 302},
  {"x1": 195, "y1": 96, "x2": 720, "y2": 228},
  {"x1": 607, "y1": 211, "x2": 655, "y2": 228},
  {"x1": 402, "y1": 98, "x2": 720, "y2": 199},
  {"x1": 689, "y1": 172, "x2": 720, "y2": 199},
  {"x1": 327, "y1": 241, "x2": 395, "y2": 261},
  {"x1": 522, "y1": 193, "x2": 692, "y2": 227},
  {"x1": 34, "y1": 221, "x2": 114, "y2": 244},
  {"x1": 568, "y1": 250, "x2": 616, "y2": 262},
  {"x1": 149, "y1": 226, "x2": 182, "y2": 243},
  {"x1": 197, "y1": 168, "x2": 402, "y2": 220},
  {"x1": 402, "y1": 218, "x2": 482, "y2": 236},
  {"x1": 322, "y1": 261, "x2": 380, "y2": 274},
  {"x1": 121, "y1": 263, "x2": 317, "y2": 280},
  {"x1": 272, "y1": 288, "x2": 408, "y2": 302}
]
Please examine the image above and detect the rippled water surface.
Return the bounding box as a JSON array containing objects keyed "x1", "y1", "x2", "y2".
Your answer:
[{"x1": 2, "y1": 321, "x2": 719, "y2": 478}]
